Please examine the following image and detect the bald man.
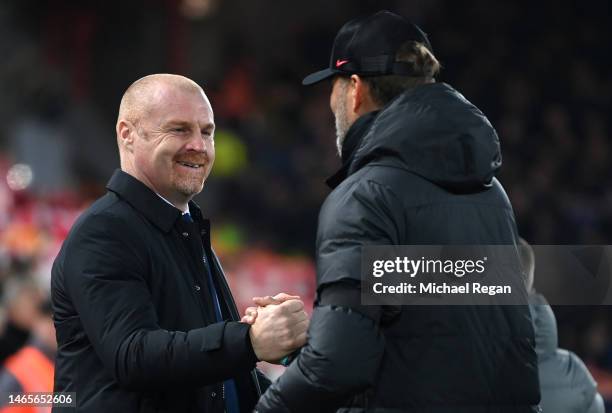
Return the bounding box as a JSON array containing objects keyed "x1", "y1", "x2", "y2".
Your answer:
[{"x1": 51, "y1": 74, "x2": 308, "y2": 413}]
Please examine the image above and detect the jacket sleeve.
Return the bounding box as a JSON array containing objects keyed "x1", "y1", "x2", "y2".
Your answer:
[
  {"x1": 565, "y1": 350, "x2": 604, "y2": 413},
  {"x1": 256, "y1": 179, "x2": 400, "y2": 412},
  {"x1": 255, "y1": 302, "x2": 385, "y2": 413},
  {"x1": 316, "y1": 178, "x2": 404, "y2": 287},
  {"x1": 586, "y1": 393, "x2": 605, "y2": 413},
  {"x1": 60, "y1": 212, "x2": 257, "y2": 390}
]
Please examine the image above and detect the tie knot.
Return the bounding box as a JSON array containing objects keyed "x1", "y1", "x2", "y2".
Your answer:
[{"x1": 182, "y1": 212, "x2": 193, "y2": 223}]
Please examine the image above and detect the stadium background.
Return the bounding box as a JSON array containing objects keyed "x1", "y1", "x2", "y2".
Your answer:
[{"x1": 0, "y1": 0, "x2": 611, "y2": 408}]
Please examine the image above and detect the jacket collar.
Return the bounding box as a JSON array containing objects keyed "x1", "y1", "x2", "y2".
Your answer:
[
  {"x1": 106, "y1": 169, "x2": 204, "y2": 233},
  {"x1": 325, "y1": 110, "x2": 379, "y2": 189}
]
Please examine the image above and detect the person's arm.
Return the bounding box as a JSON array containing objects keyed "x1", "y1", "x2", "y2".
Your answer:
[
  {"x1": 564, "y1": 351, "x2": 606, "y2": 413},
  {"x1": 60, "y1": 212, "x2": 300, "y2": 390},
  {"x1": 586, "y1": 393, "x2": 605, "y2": 413},
  {"x1": 256, "y1": 282, "x2": 385, "y2": 413},
  {"x1": 256, "y1": 179, "x2": 401, "y2": 412}
]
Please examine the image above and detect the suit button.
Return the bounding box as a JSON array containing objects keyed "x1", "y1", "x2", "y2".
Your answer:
[
  {"x1": 200, "y1": 229, "x2": 207, "y2": 235},
  {"x1": 182, "y1": 232, "x2": 189, "y2": 237},
  {"x1": 211, "y1": 391, "x2": 216, "y2": 398},
  {"x1": 194, "y1": 285, "x2": 201, "y2": 291}
]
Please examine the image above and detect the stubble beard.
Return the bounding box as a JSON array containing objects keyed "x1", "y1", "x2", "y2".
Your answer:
[
  {"x1": 173, "y1": 175, "x2": 204, "y2": 198},
  {"x1": 334, "y1": 95, "x2": 351, "y2": 158},
  {"x1": 171, "y1": 153, "x2": 211, "y2": 199},
  {"x1": 171, "y1": 167, "x2": 208, "y2": 198},
  {"x1": 134, "y1": 127, "x2": 209, "y2": 202}
]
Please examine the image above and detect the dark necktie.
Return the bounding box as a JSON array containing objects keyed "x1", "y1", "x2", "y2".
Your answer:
[{"x1": 183, "y1": 212, "x2": 240, "y2": 413}]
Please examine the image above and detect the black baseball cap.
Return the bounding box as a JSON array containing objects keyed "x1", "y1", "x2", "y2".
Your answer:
[{"x1": 302, "y1": 10, "x2": 433, "y2": 86}]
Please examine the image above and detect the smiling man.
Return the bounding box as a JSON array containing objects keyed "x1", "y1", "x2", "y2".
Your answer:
[
  {"x1": 116, "y1": 75, "x2": 216, "y2": 211},
  {"x1": 51, "y1": 74, "x2": 308, "y2": 413}
]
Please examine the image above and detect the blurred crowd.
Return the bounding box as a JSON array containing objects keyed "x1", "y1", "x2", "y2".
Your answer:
[{"x1": 0, "y1": 0, "x2": 611, "y2": 408}]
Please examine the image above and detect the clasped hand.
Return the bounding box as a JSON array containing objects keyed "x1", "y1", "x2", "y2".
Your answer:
[{"x1": 244, "y1": 293, "x2": 309, "y2": 363}]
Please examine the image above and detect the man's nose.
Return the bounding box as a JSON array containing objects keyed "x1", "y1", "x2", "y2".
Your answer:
[{"x1": 185, "y1": 132, "x2": 207, "y2": 152}]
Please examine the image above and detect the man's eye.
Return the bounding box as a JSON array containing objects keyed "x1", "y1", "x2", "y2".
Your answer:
[{"x1": 173, "y1": 127, "x2": 187, "y2": 133}]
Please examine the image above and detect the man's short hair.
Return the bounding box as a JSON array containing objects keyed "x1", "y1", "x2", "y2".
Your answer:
[{"x1": 364, "y1": 41, "x2": 441, "y2": 106}]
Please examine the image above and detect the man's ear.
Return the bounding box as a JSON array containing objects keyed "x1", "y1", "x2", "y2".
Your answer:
[
  {"x1": 349, "y1": 74, "x2": 377, "y2": 116},
  {"x1": 349, "y1": 75, "x2": 363, "y2": 115},
  {"x1": 116, "y1": 119, "x2": 136, "y2": 153}
]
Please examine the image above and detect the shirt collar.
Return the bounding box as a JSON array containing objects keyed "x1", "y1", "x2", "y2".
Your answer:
[
  {"x1": 106, "y1": 169, "x2": 203, "y2": 232},
  {"x1": 156, "y1": 192, "x2": 190, "y2": 215}
]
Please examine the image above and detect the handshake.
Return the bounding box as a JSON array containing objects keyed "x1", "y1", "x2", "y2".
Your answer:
[{"x1": 242, "y1": 293, "x2": 309, "y2": 363}]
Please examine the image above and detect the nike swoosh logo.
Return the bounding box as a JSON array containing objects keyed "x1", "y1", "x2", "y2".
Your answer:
[{"x1": 335, "y1": 59, "x2": 349, "y2": 67}]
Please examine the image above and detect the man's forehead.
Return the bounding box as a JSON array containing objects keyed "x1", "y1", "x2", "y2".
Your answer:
[
  {"x1": 155, "y1": 83, "x2": 210, "y2": 107},
  {"x1": 147, "y1": 85, "x2": 213, "y2": 124}
]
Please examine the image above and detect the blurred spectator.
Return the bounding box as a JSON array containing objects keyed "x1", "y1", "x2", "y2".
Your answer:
[
  {"x1": 0, "y1": 298, "x2": 55, "y2": 413},
  {"x1": 520, "y1": 238, "x2": 605, "y2": 413},
  {"x1": 0, "y1": 277, "x2": 44, "y2": 363}
]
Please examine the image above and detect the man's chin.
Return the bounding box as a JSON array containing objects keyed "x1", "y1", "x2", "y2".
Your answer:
[{"x1": 174, "y1": 181, "x2": 205, "y2": 199}]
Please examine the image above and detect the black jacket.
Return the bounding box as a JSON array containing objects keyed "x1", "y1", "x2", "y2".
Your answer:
[
  {"x1": 529, "y1": 293, "x2": 604, "y2": 413},
  {"x1": 51, "y1": 170, "x2": 268, "y2": 412},
  {"x1": 257, "y1": 83, "x2": 540, "y2": 412}
]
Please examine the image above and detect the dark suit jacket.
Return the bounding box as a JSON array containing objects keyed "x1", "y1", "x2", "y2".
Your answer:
[{"x1": 51, "y1": 170, "x2": 268, "y2": 412}]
